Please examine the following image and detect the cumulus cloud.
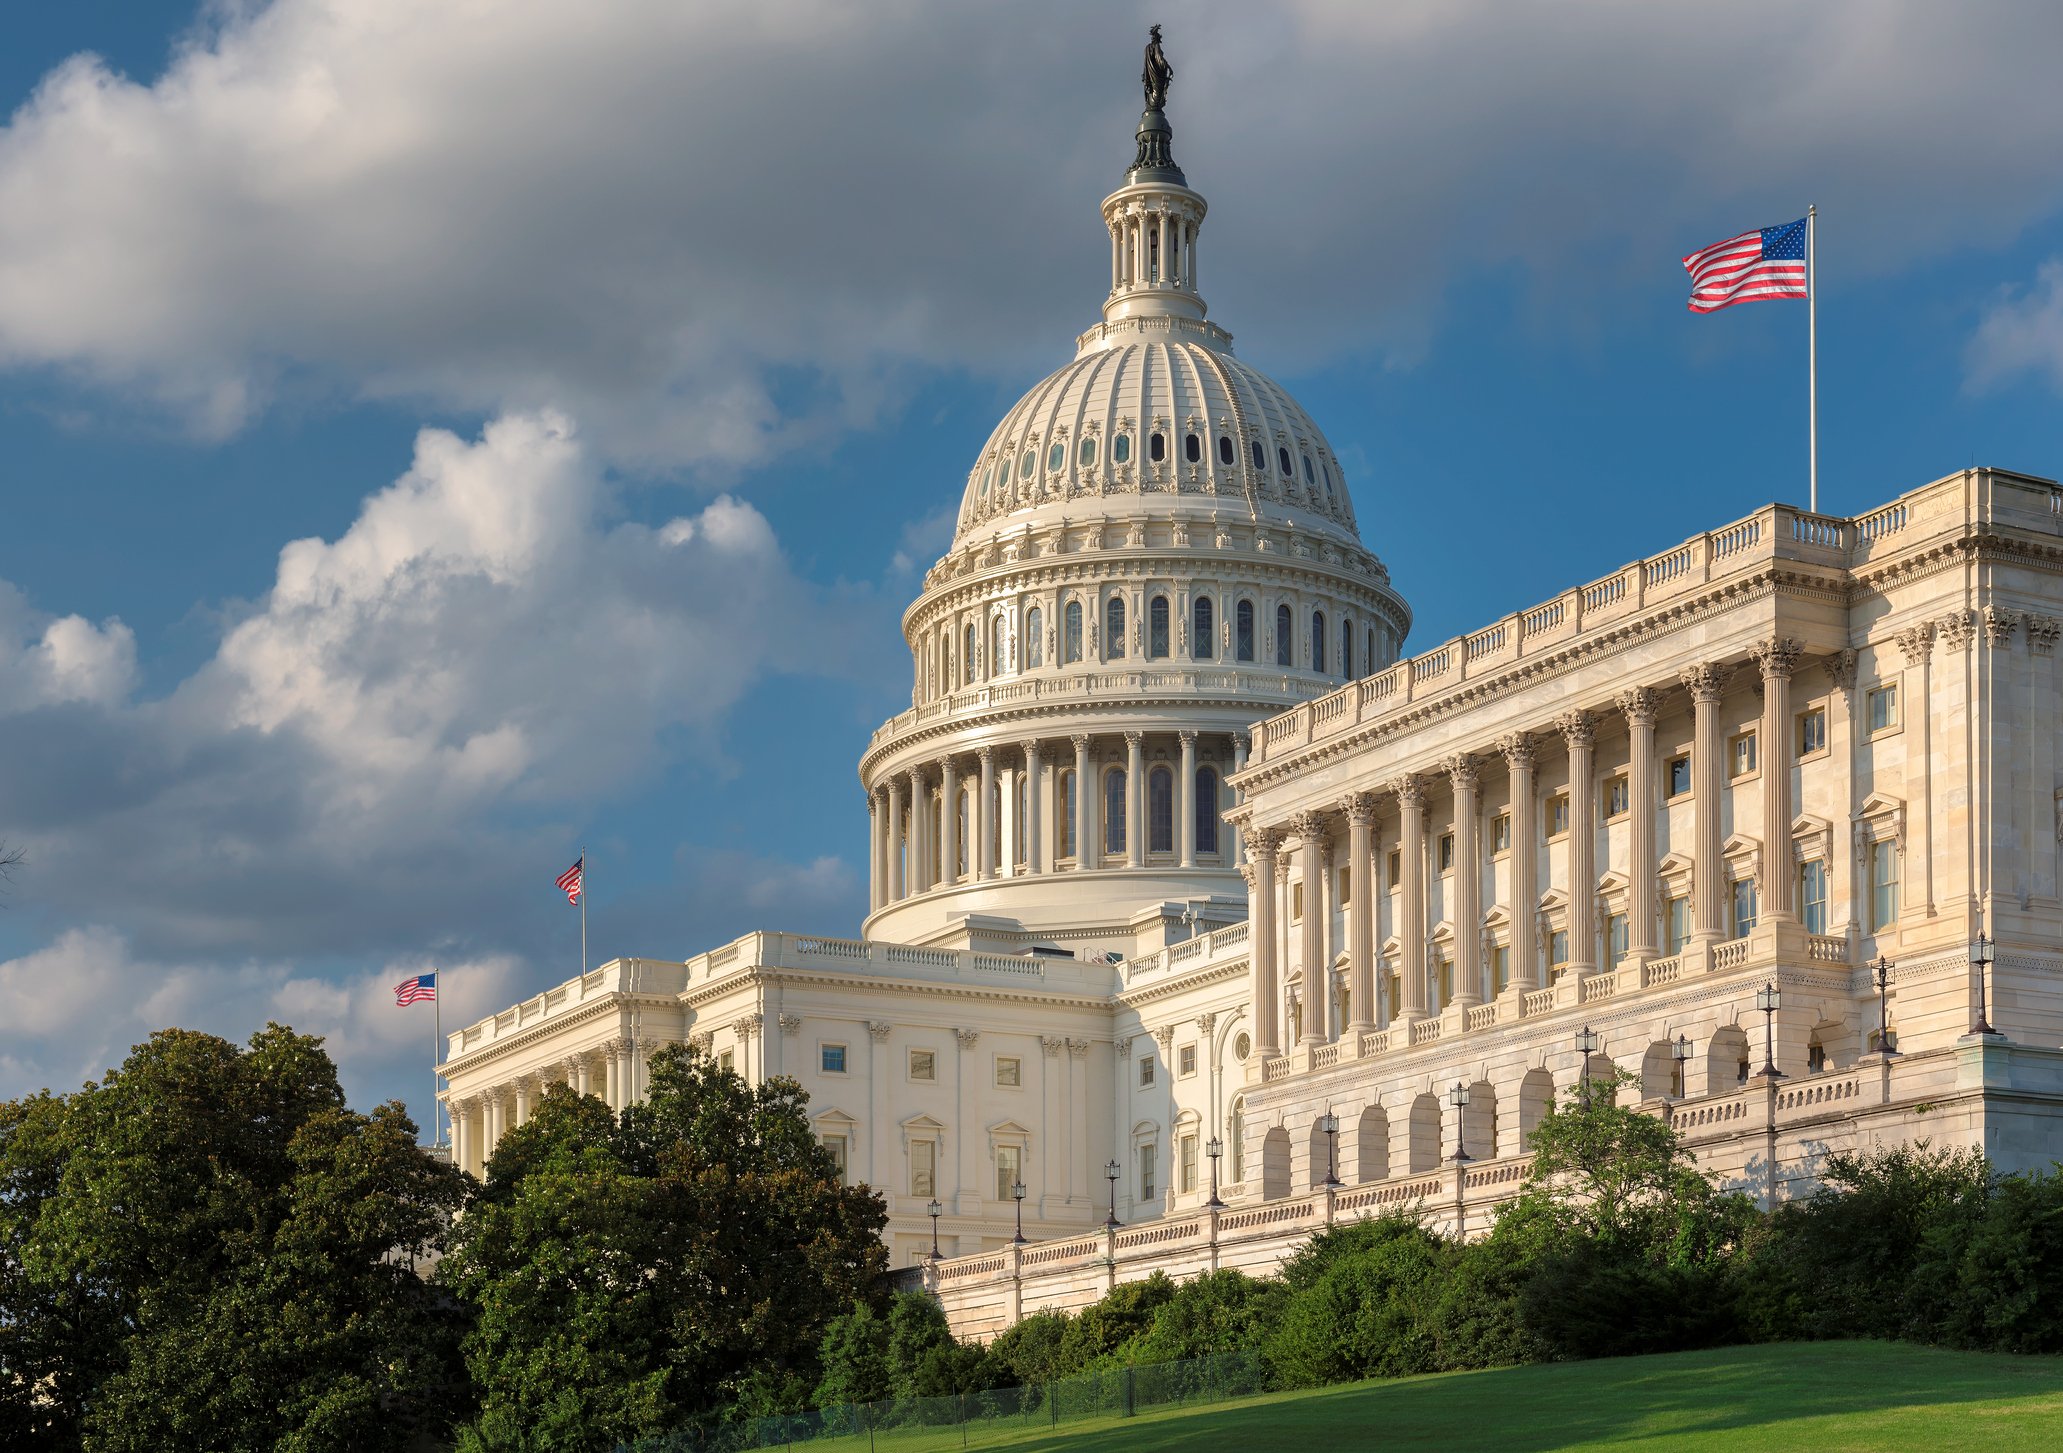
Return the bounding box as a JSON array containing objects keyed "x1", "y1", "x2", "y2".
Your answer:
[
  {"x1": 3, "y1": 1, "x2": 2062, "y2": 462},
  {"x1": 0, "y1": 584, "x2": 136, "y2": 707},
  {"x1": 1969, "y1": 260, "x2": 2063, "y2": 394}
]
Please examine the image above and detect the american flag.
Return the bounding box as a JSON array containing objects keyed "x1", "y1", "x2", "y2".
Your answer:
[
  {"x1": 393, "y1": 972, "x2": 437, "y2": 1006},
  {"x1": 555, "y1": 856, "x2": 584, "y2": 904},
  {"x1": 1682, "y1": 217, "x2": 1808, "y2": 313}
]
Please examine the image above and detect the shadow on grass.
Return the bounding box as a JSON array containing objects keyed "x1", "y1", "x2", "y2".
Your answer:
[{"x1": 993, "y1": 1342, "x2": 2063, "y2": 1453}]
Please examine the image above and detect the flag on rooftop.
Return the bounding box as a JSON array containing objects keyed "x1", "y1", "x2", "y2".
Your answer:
[
  {"x1": 556, "y1": 856, "x2": 584, "y2": 904},
  {"x1": 1682, "y1": 217, "x2": 1808, "y2": 313},
  {"x1": 393, "y1": 972, "x2": 437, "y2": 1006}
]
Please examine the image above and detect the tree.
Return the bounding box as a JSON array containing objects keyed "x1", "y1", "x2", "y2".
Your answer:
[
  {"x1": 0, "y1": 1026, "x2": 469, "y2": 1453},
  {"x1": 443, "y1": 1045, "x2": 888, "y2": 1449},
  {"x1": 814, "y1": 1302, "x2": 892, "y2": 1407}
]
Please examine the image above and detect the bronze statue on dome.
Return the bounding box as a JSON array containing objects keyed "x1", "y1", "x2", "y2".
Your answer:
[{"x1": 1142, "y1": 25, "x2": 1173, "y2": 111}]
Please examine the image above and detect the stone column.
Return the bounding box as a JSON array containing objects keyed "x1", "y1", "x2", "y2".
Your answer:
[
  {"x1": 866, "y1": 1021, "x2": 892, "y2": 1189},
  {"x1": 1295, "y1": 813, "x2": 1328, "y2": 1048},
  {"x1": 1072, "y1": 733, "x2": 1093, "y2": 866},
  {"x1": 1500, "y1": 736, "x2": 1538, "y2": 991},
  {"x1": 1231, "y1": 733, "x2": 1250, "y2": 864},
  {"x1": 1618, "y1": 689, "x2": 1660, "y2": 957},
  {"x1": 1125, "y1": 731, "x2": 1145, "y2": 867},
  {"x1": 887, "y1": 775, "x2": 906, "y2": 902},
  {"x1": 1344, "y1": 792, "x2": 1377, "y2": 1034},
  {"x1": 449, "y1": 1099, "x2": 469, "y2": 1176},
  {"x1": 977, "y1": 747, "x2": 997, "y2": 880},
  {"x1": 1022, "y1": 740, "x2": 1044, "y2": 874},
  {"x1": 1897, "y1": 626, "x2": 1938, "y2": 917},
  {"x1": 1559, "y1": 712, "x2": 1597, "y2": 975},
  {"x1": 1682, "y1": 663, "x2": 1728, "y2": 943},
  {"x1": 866, "y1": 791, "x2": 881, "y2": 912},
  {"x1": 939, "y1": 755, "x2": 960, "y2": 887},
  {"x1": 999, "y1": 761, "x2": 1018, "y2": 878},
  {"x1": 954, "y1": 1028, "x2": 979, "y2": 1214},
  {"x1": 1447, "y1": 756, "x2": 1483, "y2": 1003},
  {"x1": 1395, "y1": 776, "x2": 1428, "y2": 1019},
  {"x1": 603, "y1": 1046, "x2": 620, "y2": 1111},
  {"x1": 1752, "y1": 639, "x2": 1802, "y2": 922},
  {"x1": 1178, "y1": 730, "x2": 1198, "y2": 867},
  {"x1": 1249, "y1": 830, "x2": 1284, "y2": 1057}
]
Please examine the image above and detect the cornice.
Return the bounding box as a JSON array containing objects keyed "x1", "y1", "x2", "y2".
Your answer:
[
  {"x1": 442, "y1": 991, "x2": 681, "y2": 1079},
  {"x1": 684, "y1": 962, "x2": 1119, "y2": 1014},
  {"x1": 1117, "y1": 956, "x2": 1249, "y2": 1009}
]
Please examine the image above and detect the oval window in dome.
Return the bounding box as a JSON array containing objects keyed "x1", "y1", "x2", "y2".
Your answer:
[
  {"x1": 1218, "y1": 435, "x2": 1234, "y2": 466},
  {"x1": 1113, "y1": 433, "x2": 1132, "y2": 464},
  {"x1": 1251, "y1": 439, "x2": 1266, "y2": 469},
  {"x1": 1302, "y1": 453, "x2": 1315, "y2": 484},
  {"x1": 1021, "y1": 450, "x2": 1035, "y2": 479},
  {"x1": 1150, "y1": 432, "x2": 1167, "y2": 463},
  {"x1": 1184, "y1": 432, "x2": 1201, "y2": 464},
  {"x1": 1079, "y1": 436, "x2": 1097, "y2": 467},
  {"x1": 1278, "y1": 446, "x2": 1293, "y2": 475},
  {"x1": 1049, "y1": 442, "x2": 1065, "y2": 472},
  {"x1": 999, "y1": 456, "x2": 1011, "y2": 486},
  {"x1": 981, "y1": 465, "x2": 993, "y2": 498}
]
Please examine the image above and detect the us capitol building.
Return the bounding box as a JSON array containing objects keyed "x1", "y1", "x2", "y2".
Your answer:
[{"x1": 440, "y1": 44, "x2": 2063, "y2": 1332}]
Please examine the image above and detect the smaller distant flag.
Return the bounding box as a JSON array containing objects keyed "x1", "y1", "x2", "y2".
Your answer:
[
  {"x1": 1682, "y1": 217, "x2": 1808, "y2": 313},
  {"x1": 556, "y1": 856, "x2": 584, "y2": 905},
  {"x1": 394, "y1": 972, "x2": 437, "y2": 1006}
]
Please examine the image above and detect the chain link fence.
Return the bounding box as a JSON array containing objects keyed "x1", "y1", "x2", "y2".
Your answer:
[{"x1": 618, "y1": 1348, "x2": 1268, "y2": 1452}]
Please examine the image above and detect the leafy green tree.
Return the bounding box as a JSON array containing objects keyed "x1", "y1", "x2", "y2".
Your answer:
[
  {"x1": 814, "y1": 1301, "x2": 892, "y2": 1407},
  {"x1": 1938, "y1": 1167, "x2": 2063, "y2": 1352},
  {"x1": 884, "y1": 1289, "x2": 993, "y2": 1397},
  {"x1": 1057, "y1": 1273, "x2": 1176, "y2": 1370},
  {"x1": 0, "y1": 1026, "x2": 468, "y2": 1453},
  {"x1": 1122, "y1": 1269, "x2": 1285, "y2": 1365},
  {"x1": 1267, "y1": 1223, "x2": 1452, "y2": 1386},
  {"x1": 986, "y1": 1308, "x2": 1069, "y2": 1387},
  {"x1": 443, "y1": 1045, "x2": 887, "y2": 1450}
]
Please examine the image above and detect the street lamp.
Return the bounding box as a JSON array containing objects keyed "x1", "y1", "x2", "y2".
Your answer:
[
  {"x1": 1575, "y1": 1025, "x2": 1600, "y2": 1105},
  {"x1": 1671, "y1": 1033, "x2": 1693, "y2": 1102},
  {"x1": 1970, "y1": 932, "x2": 1998, "y2": 1037},
  {"x1": 1871, "y1": 955, "x2": 1899, "y2": 1056},
  {"x1": 1011, "y1": 1178, "x2": 1027, "y2": 1245},
  {"x1": 1317, "y1": 1110, "x2": 1341, "y2": 1187},
  {"x1": 1754, "y1": 981, "x2": 1783, "y2": 1078},
  {"x1": 1448, "y1": 1082, "x2": 1473, "y2": 1165},
  {"x1": 1204, "y1": 1136, "x2": 1225, "y2": 1208},
  {"x1": 927, "y1": 1198, "x2": 942, "y2": 1260},
  {"x1": 1104, "y1": 1158, "x2": 1122, "y2": 1229}
]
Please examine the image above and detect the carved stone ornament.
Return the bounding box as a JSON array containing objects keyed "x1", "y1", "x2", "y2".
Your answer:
[
  {"x1": 954, "y1": 1027, "x2": 980, "y2": 1049},
  {"x1": 1116, "y1": 1037, "x2": 1132, "y2": 1058},
  {"x1": 1616, "y1": 687, "x2": 1659, "y2": 727},
  {"x1": 1555, "y1": 711, "x2": 1596, "y2": 749},
  {"x1": 1497, "y1": 733, "x2": 1535, "y2": 773},
  {"x1": 1040, "y1": 1035, "x2": 1065, "y2": 1057},
  {"x1": 1153, "y1": 1025, "x2": 1177, "y2": 1054},
  {"x1": 1680, "y1": 662, "x2": 1728, "y2": 703},
  {"x1": 1392, "y1": 773, "x2": 1426, "y2": 809},
  {"x1": 1341, "y1": 791, "x2": 1379, "y2": 827},
  {"x1": 1248, "y1": 826, "x2": 1286, "y2": 859},
  {"x1": 2030, "y1": 615, "x2": 2062, "y2": 655},
  {"x1": 1444, "y1": 754, "x2": 1480, "y2": 792},
  {"x1": 778, "y1": 1013, "x2": 802, "y2": 1035},
  {"x1": 1066, "y1": 1037, "x2": 1092, "y2": 1058},
  {"x1": 1196, "y1": 1011, "x2": 1217, "y2": 1034},
  {"x1": 867, "y1": 1021, "x2": 894, "y2": 1042},
  {"x1": 1749, "y1": 637, "x2": 1803, "y2": 681},
  {"x1": 1237, "y1": 863, "x2": 1258, "y2": 891},
  {"x1": 731, "y1": 1014, "x2": 763, "y2": 1040},
  {"x1": 1895, "y1": 623, "x2": 1935, "y2": 666},
  {"x1": 687, "y1": 1031, "x2": 714, "y2": 1054},
  {"x1": 1825, "y1": 648, "x2": 1859, "y2": 691},
  {"x1": 1984, "y1": 606, "x2": 2021, "y2": 648},
  {"x1": 1938, "y1": 611, "x2": 1975, "y2": 653},
  {"x1": 1290, "y1": 809, "x2": 1329, "y2": 847}
]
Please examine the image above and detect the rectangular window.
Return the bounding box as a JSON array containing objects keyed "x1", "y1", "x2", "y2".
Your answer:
[
  {"x1": 1608, "y1": 913, "x2": 1629, "y2": 964},
  {"x1": 1387, "y1": 849, "x2": 1403, "y2": 887},
  {"x1": 1549, "y1": 794, "x2": 1571, "y2": 836},
  {"x1": 1138, "y1": 1143, "x2": 1158, "y2": 1199},
  {"x1": 996, "y1": 1144, "x2": 1021, "y2": 1202},
  {"x1": 1179, "y1": 1134, "x2": 1198, "y2": 1194},
  {"x1": 820, "y1": 1043, "x2": 847, "y2": 1075},
  {"x1": 823, "y1": 1134, "x2": 848, "y2": 1184},
  {"x1": 1667, "y1": 755, "x2": 1692, "y2": 798},
  {"x1": 1729, "y1": 731, "x2": 1758, "y2": 779},
  {"x1": 1549, "y1": 930, "x2": 1569, "y2": 976},
  {"x1": 1798, "y1": 707, "x2": 1828, "y2": 757},
  {"x1": 1492, "y1": 944, "x2": 1511, "y2": 993},
  {"x1": 908, "y1": 1048, "x2": 936, "y2": 1082},
  {"x1": 995, "y1": 1056, "x2": 1021, "y2": 1088},
  {"x1": 1436, "y1": 954, "x2": 1454, "y2": 1008},
  {"x1": 1337, "y1": 865, "x2": 1351, "y2": 905},
  {"x1": 1872, "y1": 841, "x2": 1901, "y2": 929},
  {"x1": 1491, "y1": 813, "x2": 1512, "y2": 853},
  {"x1": 1178, "y1": 1044, "x2": 1197, "y2": 1078},
  {"x1": 1438, "y1": 833, "x2": 1455, "y2": 872},
  {"x1": 1867, "y1": 685, "x2": 1899, "y2": 733},
  {"x1": 1732, "y1": 878, "x2": 1758, "y2": 938},
  {"x1": 1606, "y1": 775, "x2": 1630, "y2": 819},
  {"x1": 1139, "y1": 1055, "x2": 1156, "y2": 1088},
  {"x1": 911, "y1": 1140, "x2": 936, "y2": 1198},
  {"x1": 719, "y1": 1049, "x2": 736, "y2": 1073},
  {"x1": 1292, "y1": 882, "x2": 1303, "y2": 921},
  {"x1": 1800, "y1": 860, "x2": 1828, "y2": 935},
  {"x1": 1666, "y1": 896, "x2": 1689, "y2": 956}
]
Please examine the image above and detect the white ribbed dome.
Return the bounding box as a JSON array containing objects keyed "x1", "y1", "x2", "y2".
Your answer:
[{"x1": 954, "y1": 323, "x2": 1360, "y2": 550}]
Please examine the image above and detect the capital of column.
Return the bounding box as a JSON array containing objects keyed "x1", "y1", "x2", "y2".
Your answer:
[
  {"x1": 937, "y1": 752, "x2": 958, "y2": 775},
  {"x1": 1249, "y1": 825, "x2": 1286, "y2": 859},
  {"x1": 1680, "y1": 662, "x2": 1728, "y2": 704},
  {"x1": 731, "y1": 1013, "x2": 763, "y2": 1040},
  {"x1": 1983, "y1": 606, "x2": 2020, "y2": 649},
  {"x1": 1391, "y1": 773, "x2": 1425, "y2": 810},
  {"x1": 1178, "y1": 729, "x2": 1198, "y2": 747},
  {"x1": 1289, "y1": 809, "x2": 1329, "y2": 846},
  {"x1": 867, "y1": 1020, "x2": 894, "y2": 1042},
  {"x1": 1070, "y1": 731, "x2": 1093, "y2": 753},
  {"x1": 1894, "y1": 623, "x2": 1935, "y2": 666},
  {"x1": 1616, "y1": 687, "x2": 1659, "y2": 728},
  {"x1": 1123, "y1": 729, "x2": 1144, "y2": 749},
  {"x1": 1237, "y1": 862, "x2": 1258, "y2": 891},
  {"x1": 1066, "y1": 1037, "x2": 1091, "y2": 1059},
  {"x1": 977, "y1": 746, "x2": 996, "y2": 767},
  {"x1": 1341, "y1": 791, "x2": 1379, "y2": 828},
  {"x1": 1749, "y1": 636, "x2": 1803, "y2": 680},
  {"x1": 778, "y1": 1013, "x2": 803, "y2": 1035},
  {"x1": 2029, "y1": 615, "x2": 2062, "y2": 655},
  {"x1": 1040, "y1": 1035, "x2": 1064, "y2": 1057},
  {"x1": 1496, "y1": 734, "x2": 1534, "y2": 773},
  {"x1": 1826, "y1": 647, "x2": 1860, "y2": 688},
  {"x1": 1555, "y1": 710, "x2": 1596, "y2": 749},
  {"x1": 1443, "y1": 754, "x2": 1478, "y2": 792},
  {"x1": 1020, "y1": 738, "x2": 1042, "y2": 766},
  {"x1": 954, "y1": 1027, "x2": 980, "y2": 1049},
  {"x1": 1196, "y1": 1010, "x2": 1217, "y2": 1034},
  {"x1": 1231, "y1": 731, "x2": 1250, "y2": 758},
  {"x1": 1937, "y1": 613, "x2": 1974, "y2": 653}
]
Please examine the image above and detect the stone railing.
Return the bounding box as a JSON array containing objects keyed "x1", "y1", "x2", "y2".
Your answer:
[
  {"x1": 679, "y1": 930, "x2": 1116, "y2": 998},
  {"x1": 448, "y1": 957, "x2": 690, "y2": 1060}
]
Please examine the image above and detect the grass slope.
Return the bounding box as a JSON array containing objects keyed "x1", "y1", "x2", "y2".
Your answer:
[{"x1": 978, "y1": 1342, "x2": 2063, "y2": 1453}]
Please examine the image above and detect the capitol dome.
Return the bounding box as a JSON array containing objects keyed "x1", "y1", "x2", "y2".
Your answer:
[{"x1": 858, "y1": 76, "x2": 1410, "y2": 956}]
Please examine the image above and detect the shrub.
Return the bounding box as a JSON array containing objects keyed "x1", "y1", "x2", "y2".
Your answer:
[{"x1": 1268, "y1": 1223, "x2": 1452, "y2": 1386}]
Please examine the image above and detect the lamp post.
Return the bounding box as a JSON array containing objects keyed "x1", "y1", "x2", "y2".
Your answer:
[
  {"x1": 1104, "y1": 1158, "x2": 1122, "y2": 1229},
  {"x1": 1204, "y1": 1136, "x2": 1225, "y2": 1208},
  {"x1": 1317, "y1": 1110, "x2": 1341, "y2": 1187},
  {"x1": 1011, "y1": 1178, "x2": 1027, "y2": 1245},
  {"x1": 1575, "y1": 1025, "x2": 1600, "y2": 1106},
  {"x1": 1670, "y1": 1033, "x2": 1692, "y2": 1107},
  {"x1": 1871, "y1": 955, "x2": 1899, "y2": 1056},
  {"x1": 927, "y1": 1197, "x2": 942, "y2": 1260},
  {"x1": 1970, "y1": 932, "x2": 1998, "y2": 1037},
  {"x1": 1754, "y1": 981, "x2": 1783, "y2": 1078},
  {"x1": 1448, "y1": 1082, "x2": 1473, "y2": 1166}
]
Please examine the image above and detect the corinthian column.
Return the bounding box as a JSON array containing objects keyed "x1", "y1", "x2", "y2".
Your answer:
[
  {"x1": 887, "y1": 774, "x2": 906, "y2": 901},
  {"x1": 1178, "y1": 731, "x2": 1198, "y2": 868},
  {"x1": 1072, "y1": 733, "x2": 1093, "y2": 866},
  {"x1": 1751, "y1": 639, "x2": 1802, "y2": 922},
  {"x1": 1682, "y1": 663, "x2": 1728, "y2": 944},
  {"x1": 1395, "y1": 776, "x2": 1428, "y2": 1019},
  {"x1": 1558, "y1": 712, "x2": 1597, "y2": 975},
  {"x1": 1293, "y1": 811, "x2": 1330, "y2": 1046},
  {"x1": 977, "y1": 746, "x2": 997, "y2": 881},
  {"x1": 1249, "y1": 830, "x2": 1284, "y2": 1057},
  {"x1": 1617, "y1": 689, "x2": 1659, "y2": 958},
  {"x1": 939, "y1": 755, "x2": 961, "y2": 887},
  {"x1": 1125, "y1": 731, "x2": 1145, "y2": 867},
  {"x1": 1021, "y1": 740, "x2": 1044, "y2": 874},
  {"x1": 1499, "y1": 736, "x2": 1538, "y2": 991},
  {"x1": 1446, "y1": 756, "x2": 1482, "y2": 1004},
  {"x1": 1344, "y1": 793, "x2": 1377, "y2": 1034}
]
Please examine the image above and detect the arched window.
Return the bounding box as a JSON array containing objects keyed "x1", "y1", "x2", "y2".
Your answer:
[
  {"x1": 1104, "y1": 768, "x2": 1127, "y2": 855},
  {"x1": 1047, "y1": 442, "x2": 1064, "y2": 472},
  {"x1": 1342, "y1": 616, "x2": 1354, "y2": 679},
  {"x1": 1025, "y1": 606, "x2": 1044, "y2": 668},
  {"x1": 1064, "y1": 601, "x2": 1083, "y2": 662},
  {"x1": 1079, "y1": 436, "x2": 1097, "y2": 467},
  {"x1": 1229, "y1": 1097, "x2": 1245, "y2": 1182},
  {"x1": 1275, "y1": 604, "x2": 1292, "y2": 667},
  {"x1": 1250, "y1": 439, "x2": 1266, "y2": 470},
  {"x1": 1278, "y1": 446, "x2": 1293, "y2": 476},
  {"x1": 964, "y1": 622, "x2": 978, "y2": 685},
  {"x1": 1059, "y1": 770, "x2": 1077, "y2": 858},
  {"x1": 1113, "y1": 433, "x2": 1131, "y2": 465},
  {"x1": 1149, "y1": 766, "x2": 1174, "y2": 853},
  {"x1": 1195, "y1": 767, "x2": 1220, "y2": 854},
  {"x1": 1106, "y1": 596, "x2": 1127, "y2": 660},
  {"x1": 1183, "y1": 432, "x2": 1201, "y2": 464},
  {"x1": 1149, "y1": 432, "x2": 1167, "y2": 463},
  {"x1": 1236, "y1": 599, "x2": 1255, "y2": 661},
  {"x1": 1217, "y1": 435, "x2": 1234, "y2": 465},
  {"x1": 1310, "y1": 611, "x2": 1326, "y2": 674},
  {"x1": 1192, "y1": 596, "x2": 1214, "y2": 660},
  {"x1": 1148, "y1": 595, "x2": 1170, "y2": 658}
]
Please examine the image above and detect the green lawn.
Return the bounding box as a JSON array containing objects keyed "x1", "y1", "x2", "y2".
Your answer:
[{"x1": 821, "y1": 1342, "x2": 2063, "y2": 1453}]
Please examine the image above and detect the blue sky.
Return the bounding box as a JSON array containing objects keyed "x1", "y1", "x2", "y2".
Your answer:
[{"x1": 2, "y1": 1, "x2": 2060, "y2": 1125}]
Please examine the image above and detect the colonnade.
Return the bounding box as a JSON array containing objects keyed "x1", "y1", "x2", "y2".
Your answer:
[
  {"x1": 1243, "y1": 643, "x2": 1806, "y2": 1060},
  {"x1": 1109, "y1": 205, "x2": 1198, "y2": 295},
  {"x1": 869, "y1": 730, "x2": 1248, "y2": 910},
  {"x1": 447, "y1": 1036, "x2": 654, "y2": 1177}
]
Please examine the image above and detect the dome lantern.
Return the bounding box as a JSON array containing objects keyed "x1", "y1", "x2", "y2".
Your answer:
[{"x1": 1100, "y1": 27, "x2": 1208, "y2": 328}]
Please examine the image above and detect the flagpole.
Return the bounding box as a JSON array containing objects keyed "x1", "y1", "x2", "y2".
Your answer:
[
  {"x1": 580, "y1": 844, "x2": 588, "y2": 977},
  {"x1": 1807, "y1": 203, "x2": 1818, "y2": 514},
  {"x1": 433, "y1": 987, "x2": 444, "y2": 1149}
]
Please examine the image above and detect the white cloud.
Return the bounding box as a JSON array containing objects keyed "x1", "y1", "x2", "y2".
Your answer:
[
  {"x1": 0, "y1": 584, "x2": 136, "y2": 707},
  {"x1": 3, "y1": 1, "x2": 2062, "y2": 462},
  {"x1": 1969, "y1": 260, "x2": 2063, "y2": 395}
]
